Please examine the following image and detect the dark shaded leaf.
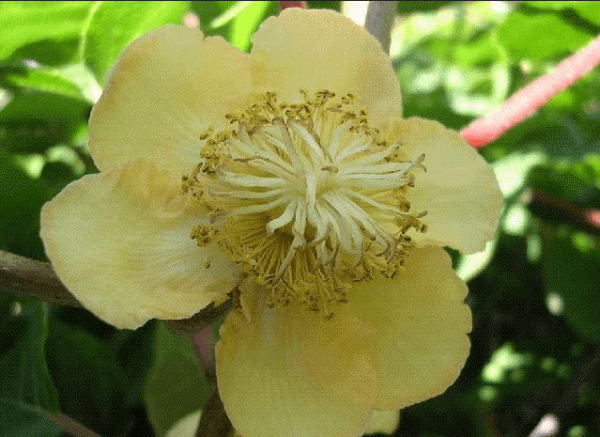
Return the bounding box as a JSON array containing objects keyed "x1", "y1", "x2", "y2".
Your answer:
[
  {"x1": 0, "y1": 398, "x2": 61, "y2": 437},
  {"x1": 45, "y1": 318, "x2": 130, "y2": 437},
  {"x1": 542, "y1": 228, "x2": 600, "y2": 342},
  {"x1": 0, "y1": 295, "x2": 59, "y2": 412},
  {"x1": 145, "y1": 323, "x2": 209, "y2": 437}
]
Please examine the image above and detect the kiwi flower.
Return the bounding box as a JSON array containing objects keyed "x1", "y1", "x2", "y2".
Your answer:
[{"x1": 40, "y1": 8, "x2": 503, "y2": 437}]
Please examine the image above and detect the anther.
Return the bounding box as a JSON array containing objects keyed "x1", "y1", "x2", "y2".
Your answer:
[{"x1": 184, "y1": 90, "x2": 427, "y2": 317}]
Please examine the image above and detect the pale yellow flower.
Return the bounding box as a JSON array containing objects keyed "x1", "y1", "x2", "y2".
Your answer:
[{"x1": 40, "y1": 9, "x2": 503, "y2": 437}]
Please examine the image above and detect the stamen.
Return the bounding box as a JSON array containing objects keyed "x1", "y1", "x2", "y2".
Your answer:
[
  {"x1": 333, "y1": 137, "x2": 371, "y2": 163},
  {"x1": 266, "y1": 200, "x2": 298, "y2": 235},
  {"x1": 288, "y1": 121, "x2": 329, "y2": 164},
  {"x1": 184, "y1": 90, "x2": 427, "y2": 316},
  {"x1": 274, "y1": 118, "x2": 304, "y2": 172}
]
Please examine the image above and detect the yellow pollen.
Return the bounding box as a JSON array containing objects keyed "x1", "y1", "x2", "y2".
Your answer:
[{"x1": 183, "y1": 90, "x2": 427, "y2": 316}]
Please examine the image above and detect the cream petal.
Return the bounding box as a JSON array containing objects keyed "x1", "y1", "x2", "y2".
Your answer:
[
  {"x1": 250, "y1": 8, "x2": 402, "y2": 129},
  {"x1": 216, "y1": 281, "x2": 377, "y2": 437},
  {"x1": 89, "y1": 25, "x2": 253, "y2": 180},
  {"x1": 364, "y1": 410, "x2": 401, "y2": 435},
  {"x1": 398, "y1": 118, "x2": 503, "y2": 254},
  {"x1": 348, "y1": 246, "x2": 472, "y2": 410},
  {"x1": 40, "y1": 161, "x2": 243, "y2": 330}
]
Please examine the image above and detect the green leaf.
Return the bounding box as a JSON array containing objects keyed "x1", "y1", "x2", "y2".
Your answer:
[
  {"x1": 397, "y1": 1, "x2": 455, "y2": 14},
  {"x1": 191, "y1": 1, "x2": 277, "y2": 52},
  {"x1": 0, "y1": 296, "x2": 60, "y2": 412},
  {"x1": 81, "y1": 1, "x2": 191, "y2": 84},
  {"x1": 207, "y1": 1, "x2": 254, "y2": 29},
  {"x1": 527, "y1": 155, "x2": 600, "y2": 208},
  {"x1": 189, "y1": 1, "x2": 234, "y2": 42},
  {"x1": 0, "y1": 91, "x2": 90, "y2": 153},
  {"x1": 493, "y1": 149, "x2": 548, "y2": 199},
  {"x1": 45, "y1": 318, "x2": 130, "y2": 437},
  {"x1": 229, "y1": 1, "x2": 276, "y2": 51},
  {"x1": 453, "y1": 32, "x2": 507, "y2": 67},
  {"x1": 0, "y1": 91, "x2": 90, "y2": 123},
  {"x1": 306, "y1": 1, "x2": 340, "y2": 11},
  {"x1": 111, "y1": 323, "x2": 156, "y2": 407},
  {"x1": 0, "y1": 64, "x2": 81, "y2": 100},
  {"x1": 542, "y1": 228, "x2": 600, "y2": 342},
  {"x1": 569, "y1": 2, "x2": 600, "y2": 26},
  {"x1": 443, "y1": 63, "x2": 511, "y2": 117},
  {"x1": 0, "y1": 150, "x2": 48, "y2": 259},
  {"x1": 400, "y1": 86, "x2": 472, "y2": 131},
  {"x1": 498, "y1": 11, "x2": 592, "y2": 60},
  {"x1": 526, "y1": 1, "x2": 600, "y2": 26},
  {"x1": 0, "y1": 398, "x2": 62, "y2": 437},
  {"x1": 145, "y1": 323, "x2": 210, "y2": 437},
  {"x1": 0, "y1": 62, "x2": 100, "y2": 103},
  {"x1": 0, "y1": 1, "x2": 95, "y2": 64},
  {"x1": 524, "y1": 1, "x2": 577, "y2": 11}
]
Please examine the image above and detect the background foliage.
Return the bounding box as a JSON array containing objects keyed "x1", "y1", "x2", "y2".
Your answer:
[{"x1": 1, "y1": 1, "x2": 599, "y2": 436}]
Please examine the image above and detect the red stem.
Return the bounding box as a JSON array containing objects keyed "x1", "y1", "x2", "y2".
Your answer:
[
  {"x1": 462, "y1": 34, "x2": 600, "y2": 149},
  {"x1": 279, "y1": 1, "x2": 306, "y2": 10}
]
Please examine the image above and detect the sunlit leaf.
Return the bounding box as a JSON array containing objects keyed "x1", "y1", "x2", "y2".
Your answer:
[
  {"x1": 498, "y1": 11, "x2": 592, "y2": 60},
  {"x1": 0, "y1": 64, "x2": 85, "y2": 101},
  {"x1": 208, "y1": 1, "x2": 253, "y2": 28},
  {"x1": 306, "y1": 1, "x2": 340, "y2": 11},
  {"x1": 190, "y1": 1, "x2": 234, "y2": 39},
  {"x1": 493, "y1": 149, "x2": 547, "y2": 199},
  {"x1": 228, "y1": 1, "x2": 277, "y2": 51},
  {"x1": 396, "y1": 1, "x2": 455, "y2": 14},
  {"x1": 0, "y1": 62, "x2": 101, "y2": 105},
  {"x1": 569, "y1": 1, "x2": 600, "y2": 26},
  {"x1": 0, "y1": 1, "x2": 94, "y2": 64},
  {"x1": 453, "y1": 32, "x2": 507, "y2": 67},
  {"x1": 524, "y1": 1, "x2": 578, "y2": 11},
  {"x1": 81, "y1": 1, "x2": 190, "y2": 84},
  {"x1": 526, "y1": 1, "x2": 600, "y2": 26}
]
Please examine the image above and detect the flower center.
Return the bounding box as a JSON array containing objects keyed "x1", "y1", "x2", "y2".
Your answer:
[{"x1": 183, "y1": 90, "x2": 427, "y2": 316}]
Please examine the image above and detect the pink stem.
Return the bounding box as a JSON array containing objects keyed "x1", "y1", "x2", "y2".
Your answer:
[
  {"x1": 279, "y1": 1, "x2": 306, "y2": 10},
  {"x1": 462, "y1": 34, "x2": 600, "y2": 149}
]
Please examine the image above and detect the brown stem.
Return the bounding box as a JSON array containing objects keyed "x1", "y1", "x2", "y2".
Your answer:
[
  {"x1": 42, "y1": 411, "x2": 102, "y2": 437},
  {"x1": 0, "y1": 249, "x2": 232, "y2": 330},
  {"x1": 365, "y1": 1, "x2": 397, "y2": 54},
  {"x1": 165, "y1": 300, "x2": 231, "y2": 334},
  {"x1": 523, "y1": 188, "x2": 600, "y2": 235},
  {"x1": 195, "y1": 390, "x2": 232, "y2": 437},
  {"x1": 0, "y1": 250, "x2": 82, "y2": 307}
]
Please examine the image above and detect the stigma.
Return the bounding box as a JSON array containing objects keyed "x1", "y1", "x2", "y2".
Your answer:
[{"x1": 183, "y1": 90, "x2": 427, "y2": 316}]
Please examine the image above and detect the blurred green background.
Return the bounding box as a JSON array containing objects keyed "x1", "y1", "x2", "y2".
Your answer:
[{"x1": 1, "y1": 1, "x2": 599, "y2": 436}]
